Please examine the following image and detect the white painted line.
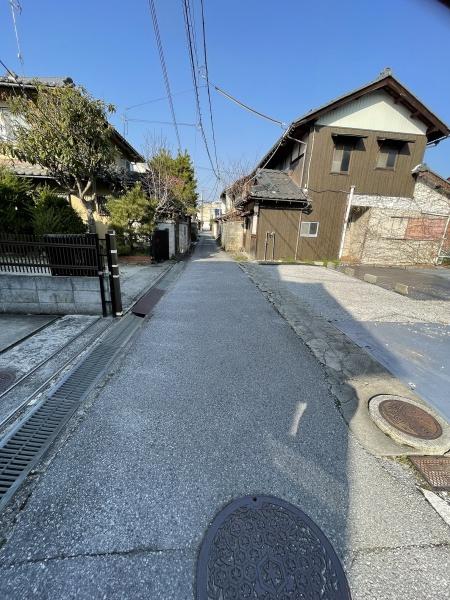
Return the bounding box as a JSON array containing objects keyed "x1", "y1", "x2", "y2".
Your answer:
[
  {"x1": 421, "y1": 488, "x2": 450, "y2": 526},
  {"x1": 289, "y1": 401, "x2": 307, "y2": 436}
]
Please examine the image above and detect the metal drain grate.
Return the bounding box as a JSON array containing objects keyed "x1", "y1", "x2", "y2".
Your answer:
[
  {"x1": 410, "y1": 456, "x2": 450, "y2": 491},
  {"x1": 0, "y1": 314, "x2": 141, "y2": 511}
]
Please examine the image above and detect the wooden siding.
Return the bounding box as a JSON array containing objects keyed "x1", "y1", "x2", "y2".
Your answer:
[
  {"x1": 256, "y1": 207, "x2": 301, "y2": 260},
  {"x1": 297, "y1": 191, "x2": 348, "y2": 260},
  {"x1": 307, "y1": 125, "x2": 427, "y2": 198}
]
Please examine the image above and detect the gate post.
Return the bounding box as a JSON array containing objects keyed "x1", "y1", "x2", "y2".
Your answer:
[
  {"x1": 93, "y1": 233, "x2": 108, "y2": 317},
  {"x1": 105, "y1": 230, "x2": 123, "y2": 317}
]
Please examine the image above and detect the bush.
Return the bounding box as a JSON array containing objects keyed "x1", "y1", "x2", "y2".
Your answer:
[
  {"x1": 0, "y1": 167, "x2": 34, "y2": 233},
  {"x1": 32, "y1": 187, "x2": 87, "y2": 235}
]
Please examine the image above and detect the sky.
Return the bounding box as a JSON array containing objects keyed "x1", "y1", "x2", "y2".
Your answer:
[{"x1": 0, "y1": 0, "x2": 449, "y2": 201}]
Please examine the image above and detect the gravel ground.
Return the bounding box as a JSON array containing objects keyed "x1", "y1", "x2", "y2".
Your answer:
[
  {"x1": 119, "y1": 262, "x2": 170, "y2": 311},
  {"x1": 0, "y1": 236, "x2": 448, "y2": 599}
]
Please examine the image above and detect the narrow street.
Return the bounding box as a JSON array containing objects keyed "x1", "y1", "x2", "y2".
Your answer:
[{"x1": 0, "y1": 234, "x2": 448, "y2": 599}]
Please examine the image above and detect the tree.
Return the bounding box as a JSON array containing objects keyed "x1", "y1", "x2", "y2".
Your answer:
[
  {"x1": 32, "y1": 186, "x2": 86, "y2": 235},
  {"x1": 142, "y1": 139, "x2": 198, "y2": 217},
  {"x1": 0, "y1": 166, "x2": 33, "y2": 234},
  {"x1": 106, "y1": 183, "x2": 156, "y2": 253},
  {"x1": 2, "y1": 81, "x2": 116, "y2": 232}
]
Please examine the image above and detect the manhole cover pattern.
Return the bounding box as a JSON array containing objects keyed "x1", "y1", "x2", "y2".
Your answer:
[
  {"x1": 410, "y1": 456, "x2": 450, "y2": 491},
  {"x1": 0, "y1": 369, "x2": 15, "y2": 393},
  {"x1": 379, "y1": 399, "x2": 442, "y2": 440},
  {"x1": 196, "y1": 495, "x2": 351, "y2": 600}
]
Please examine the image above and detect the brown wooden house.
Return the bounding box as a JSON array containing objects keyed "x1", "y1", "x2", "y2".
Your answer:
[{"x1": 220, "y1": 69, "x2": 449, "y2": 264}]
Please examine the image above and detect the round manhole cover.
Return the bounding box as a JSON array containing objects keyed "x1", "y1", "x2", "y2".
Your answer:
[
  {"x1": 196, "y1": 495, "x2": 351, "y2": 599},
  {"x1": 378, "y1": 397, "x2": 442, "y2": 440},
  {"x1": 0, "y1": 369, "x2": 15, "y2": 393}
]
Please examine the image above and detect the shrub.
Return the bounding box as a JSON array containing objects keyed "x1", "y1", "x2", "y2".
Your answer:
[
  {"x1": 32, "y1": 187, "x2": 87, "y2": 235},
  {"x1": 0, "y1": 167, "x2": 34, "y2": 233}
]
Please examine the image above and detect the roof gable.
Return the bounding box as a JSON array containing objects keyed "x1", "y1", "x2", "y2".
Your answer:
[
  {"x1": 293, "y1": 71, "x2": 449, "y2": 143},
  {"x1": 316, "y1": 89, "x2": 428, "y2": 136}
]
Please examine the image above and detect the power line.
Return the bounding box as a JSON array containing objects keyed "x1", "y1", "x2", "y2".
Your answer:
[
  {"x1": 125, "y1": 87, "x2": 203, "y2": 111},
  {"x1": 148, "y1": 0, "x2": 182, "y2": 152},
  {"x1": 181, "y1": 0, "x2": 220, "y2": 180},
  {"x1": 199, "y1": 0, "x2": 220, "y2": 177},
  {"x1": 126, "y1": 118, "x2": 198, "y2": 127},
  {"x1": 211, "y1": 82, "x2": 288, "y2": 128}
]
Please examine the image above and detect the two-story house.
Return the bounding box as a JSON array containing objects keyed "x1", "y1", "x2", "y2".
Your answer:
[
  {"x1": 0, "y1": 75, "x2": 144, "y2": 237},
  {"x1": 220, "y1": 69, "x2": 449, "y2": 264}
]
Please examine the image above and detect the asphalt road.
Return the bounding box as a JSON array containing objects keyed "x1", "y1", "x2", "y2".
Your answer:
[{"x1": 0, "y1": 234, "x2": 448, "y2": 599}]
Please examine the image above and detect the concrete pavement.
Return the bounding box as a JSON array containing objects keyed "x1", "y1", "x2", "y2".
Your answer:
[{"x1": 0, "y1": 234, "x2": 448, "y2": 599}]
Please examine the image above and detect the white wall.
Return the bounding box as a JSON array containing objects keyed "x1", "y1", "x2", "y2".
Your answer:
[{"x1": 317, "y1": 90, "x2": 428, "y2": 135}]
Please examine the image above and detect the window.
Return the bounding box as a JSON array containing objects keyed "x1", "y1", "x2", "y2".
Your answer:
[
  {"x1": 376, "y1": 140, "x2": 402, "y2": 169},
  {"x1": 331, "y1": 141, "x2": 353, "y2": 173},
  {"x1": 300, "y1": 221, "x2": 319, "y2": 237}
]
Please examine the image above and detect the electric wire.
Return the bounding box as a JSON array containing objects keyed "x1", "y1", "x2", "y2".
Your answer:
[
  {"x1": 181, "y1": 0, "x2": 220, "y2": 180},
  {"x1": 199, "y1": 0, "x2": 220, "y2": 178},
  {"x1": 148, "y1": 0, "x2": 182, "y2": 152}
]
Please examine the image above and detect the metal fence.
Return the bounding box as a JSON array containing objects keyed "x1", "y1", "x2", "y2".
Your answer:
[{"x1": 0, "y1": 233, "x2": 104, "y2": 276}]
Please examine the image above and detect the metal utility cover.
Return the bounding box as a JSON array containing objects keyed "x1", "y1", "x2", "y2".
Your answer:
[
  {"x1": 379, "y1": 398, "x2": 442, "y2": 440},
  {"x1": 410, "y1": 456, "x2": 450, "y2": 491},
  {"x1": 196, "y1": 495, "x2": 351, "y2": 600},
  {"x1": 132, "y1": 288, "x2": 165, "y2": 317}
]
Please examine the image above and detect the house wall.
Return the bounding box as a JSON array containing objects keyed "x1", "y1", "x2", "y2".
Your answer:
[
  {"x1": 343, "y1": 182, "x2": 450, "y2": 264},
  {"x1": 316, "y1": 90, "x2": 428, "y2": 135},
  {"x1": 0, "y1": 274, "x2": 106, "y2": 315},
  {"x1": 256, "y1": 207, "x2": 301, "y2": 261},
  {"x1": 307, "y1": 125, "x2": 426, "y2": 198},
  {"x1": 221, "y1": 220, "x2": 243, "y2": 253}
]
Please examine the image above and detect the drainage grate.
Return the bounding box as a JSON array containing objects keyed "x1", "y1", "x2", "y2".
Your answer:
[
  {"x1": 0, "y1": 314, "x2": 142, "y2": 511},
  {"x1": 196, "y1": 495, "x2": 351, "y2": 599},
  {"x1": 0, "y1": 370, "x2": 16, "y2": 394},
  {"x1": 410, "y1": 456, "x2": 450, "y2": 491},
  {"x1": 132, "y1": 287, "x2": 165, "y2": 317}
]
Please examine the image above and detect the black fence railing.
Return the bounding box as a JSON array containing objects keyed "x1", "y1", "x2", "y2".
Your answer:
[{"x1": 0, "y1": 233, "x2": 105, "y2": 277}]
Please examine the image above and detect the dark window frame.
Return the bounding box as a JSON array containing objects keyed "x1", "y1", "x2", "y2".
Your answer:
[{"x1": 376, "y1": 140, "x2": 404, "y2": 171}]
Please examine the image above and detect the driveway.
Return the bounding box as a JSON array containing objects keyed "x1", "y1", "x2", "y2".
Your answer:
[
  {"x1": 349, "y1": 265, "x2": 450, "y2": 301},
  {"x1": 0, "y1": 234, "x2": 448, "y2": 599},
  {"x1": 248, "y1": 264, "x2": 450, "y2": 420}
]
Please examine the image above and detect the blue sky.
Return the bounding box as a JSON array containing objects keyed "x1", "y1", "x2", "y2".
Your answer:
[{"x1": 0, "y1": 0, "x2": 449, "y2": 199}]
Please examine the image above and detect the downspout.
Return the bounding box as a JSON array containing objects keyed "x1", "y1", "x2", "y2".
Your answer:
[{"x1": 338, "y1": 185, "x2": 355, "y2": 260}]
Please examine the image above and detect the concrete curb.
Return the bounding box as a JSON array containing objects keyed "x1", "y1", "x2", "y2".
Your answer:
[
  {"x1": 239, "y1": 263, "x2": 449, "y2": 457},
  {"x1": 363, "y1": 273, "x2": 378, "y2": 284},
  {"x1": 394, "y1": 282, "x2": 409, "y2": 296}
]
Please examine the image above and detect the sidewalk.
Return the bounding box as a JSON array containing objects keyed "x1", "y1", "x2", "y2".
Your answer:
[{"x1": 0, "y1": 235, "x2": 448, "y2": 599}]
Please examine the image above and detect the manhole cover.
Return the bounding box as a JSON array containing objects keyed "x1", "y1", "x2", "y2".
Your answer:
[
  {"x1": 378, "y1": 398, "x2": 442, "y2": 440},
  {"x1": 0, "y1": 369, "x2": 15, "y2": 393},
  {"x1": 410, "y1": 456, "x2": 450, "y2": 491},
  {"x1": 196, "y1": 495, "x2": 351, "y2": 599}
]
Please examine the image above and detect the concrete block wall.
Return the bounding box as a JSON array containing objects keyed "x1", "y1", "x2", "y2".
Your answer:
[
  {"x1": 221, "y1": 220, "x2": 243, "y2": 253},
  {"x1": 0, "y1": 274, "x2": 107, "y2": 315}
]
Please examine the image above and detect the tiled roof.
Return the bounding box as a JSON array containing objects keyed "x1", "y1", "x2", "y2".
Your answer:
[
  {"x1": 0, "y1": 158, "x2": 50, "y2": 178},
  {"x1": 413, "y1": 164, "x2": 450, "y2": 197},
  {"x1": 250, "y1": 169, "x2": 308, "y2": 202},
  {"x1": 0, "y1": 75, "x2": 73, "y2": 88}
]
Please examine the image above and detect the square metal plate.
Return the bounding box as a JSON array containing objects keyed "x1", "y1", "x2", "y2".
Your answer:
[{"x1": 409, "y1": 456, "x2": 450, "y2": 491}]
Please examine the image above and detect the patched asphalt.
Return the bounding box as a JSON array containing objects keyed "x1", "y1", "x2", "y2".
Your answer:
[{"x1": 0, "y1": 235, "x2": 448, "y2": 599}]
